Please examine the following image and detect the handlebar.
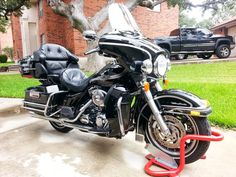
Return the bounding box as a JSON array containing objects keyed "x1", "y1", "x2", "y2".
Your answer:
[{"x1": 84, "y1": 47, "x2": 100, "y2": 55}]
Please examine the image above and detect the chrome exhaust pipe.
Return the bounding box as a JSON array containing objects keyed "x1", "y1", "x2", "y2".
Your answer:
[{"x1": 31, "y1": 113, "x2": 109, "y2": 134}]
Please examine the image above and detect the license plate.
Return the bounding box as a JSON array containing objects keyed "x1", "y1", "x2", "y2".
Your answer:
[
  {"x1": 29, "y1": 91, "x2": 40, "y2": 98},
  {"x1": 46, "y1": 85, "x2": 59, "y2": 93}
]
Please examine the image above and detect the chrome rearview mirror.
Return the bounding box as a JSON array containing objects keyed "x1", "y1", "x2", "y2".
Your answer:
[{"x1": 83, "y1": 30, "x2": 97, "y2": 41}]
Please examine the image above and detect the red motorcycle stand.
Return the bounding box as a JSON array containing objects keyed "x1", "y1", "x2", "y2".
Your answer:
[{"x1": 144, "y1": 131, "x2": 224, "y2": 177}]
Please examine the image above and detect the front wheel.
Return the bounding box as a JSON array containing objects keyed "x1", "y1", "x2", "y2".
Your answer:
[
  {"x1": 216, "y1": 45, "x2": 231, "y2": 58},
  {"x1": 144, "y1": 114, "x2": 211, "y2": 164}
]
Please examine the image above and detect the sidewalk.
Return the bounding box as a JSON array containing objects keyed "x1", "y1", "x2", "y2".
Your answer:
[
  {"x1": 0, "y1": 98, "x2": 23, "y2": 114},
  {"x1": 172, "y1": 57, "x2": 236, "y2": 65}
]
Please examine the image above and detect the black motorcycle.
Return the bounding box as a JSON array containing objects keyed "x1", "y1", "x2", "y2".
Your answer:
[{"x1": 19, "y1": 4, "x2": 211, "y2": 164}]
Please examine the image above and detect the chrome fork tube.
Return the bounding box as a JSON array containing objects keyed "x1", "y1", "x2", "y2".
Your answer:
[
  {"x1": 117, "y1": 97, "x2": 125, "y2": 137},
  {"x1": 155, "y1": 82, "x2": 163, "y2": 91},
  {"x1": 144, "y1": 89, "x2": 171, "y2": 136}
]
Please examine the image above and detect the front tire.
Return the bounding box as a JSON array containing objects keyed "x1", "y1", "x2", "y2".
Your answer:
[
  {"x1": 49, "y1": 121, "x2": 73, "y2": 133},
  {"x1": 144, "y1": 114, "x2": 211, "y2": 164},
  {"x1": 216, "y1": 45, "x2": 231, "y2": 58}
]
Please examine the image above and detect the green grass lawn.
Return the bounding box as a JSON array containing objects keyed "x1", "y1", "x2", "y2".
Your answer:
[
  {"x1": 0, "y1": 61, "x2": 15, "y2": 67},
  {"x1": 0, "y1": 74, "x2": 39, "y2": 98},
  {"x1": 168, "y1": 62, "x2": 236, "y2": 128},
  {"x1": 0, "y1": 62, "x2": 235, "y2": 128}
]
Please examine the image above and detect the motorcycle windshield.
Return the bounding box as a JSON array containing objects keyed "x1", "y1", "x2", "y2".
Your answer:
[{"x1": 108, "y1": 3, "x2": 142, "y2": 35}]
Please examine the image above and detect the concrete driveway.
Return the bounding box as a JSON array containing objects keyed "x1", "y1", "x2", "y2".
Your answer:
[{"x1": 0, "y1": 112, "x2": 236, "y2": 177}]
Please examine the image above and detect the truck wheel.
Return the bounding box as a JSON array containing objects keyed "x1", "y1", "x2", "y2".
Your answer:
[
  {"x1": 202, "y1": 54, "x2": 212, "y2": 60},
  {"x1": 216, "y1": 45, "x2": 231, "y2": 58},
  {"x1": 197, "y1": 54, "x2": 202, "y2": 58},
  {"x1": 197, "y1": 53, "x2": 212, "y2": 59},
  {"x1": 175, "y1": 54, "x2": 188, "y2": 60}
]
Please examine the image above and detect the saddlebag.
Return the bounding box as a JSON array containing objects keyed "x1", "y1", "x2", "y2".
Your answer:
[{"x1": 23, "y1": 85, "x2": 62, "y2": 115}]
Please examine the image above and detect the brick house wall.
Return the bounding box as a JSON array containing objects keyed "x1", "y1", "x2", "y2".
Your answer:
[
  {"x1": 11, "y1": 15, "x2": 23, "y2": 59},
  {"x1": 11, "y1": 0, "x2": 179, "y2": 59},
  {"x1": 0, "y1": 25, "x2": 13, "y2": 54},
  {"x1": 133, "y1": 3, "x2": 179, "y2": 38}
]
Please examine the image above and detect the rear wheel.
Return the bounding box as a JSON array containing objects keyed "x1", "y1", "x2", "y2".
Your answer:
[
  {"x1": 144, "y1": 114, "x2": 211, "y2": 164},
  {"x1": 49, "y1": 121, "x2": 73, "y2": 133},
  {"x1": 197, "y1": 53, "x2": 212, "y2": 59},
  {"x1": 175, "y1": 54, "x2": 188, "y2": 60}
]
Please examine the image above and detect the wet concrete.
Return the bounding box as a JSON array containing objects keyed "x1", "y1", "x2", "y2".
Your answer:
[{"x1": 0, "y1": 113, "x2": 236, "y2": 177}]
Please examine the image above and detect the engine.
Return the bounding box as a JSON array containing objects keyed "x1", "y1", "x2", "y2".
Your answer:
[{"x1": 79, "y1": 89, "x2": 108, "y2": 129}]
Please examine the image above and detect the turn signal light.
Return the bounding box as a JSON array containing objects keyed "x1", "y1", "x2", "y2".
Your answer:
[
  {"x1": 143, "y1": 82, "x2": 150, "y2": 92},
  {"x1": 164, "y1": 79, "x2": 169, "y2": 87}
]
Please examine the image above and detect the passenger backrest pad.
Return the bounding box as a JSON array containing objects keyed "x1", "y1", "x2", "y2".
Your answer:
[
  {"x1": 41, "y1": 44, "x2": 68, "y2": 60},
  {"x1": 33, "y1": 43, "x2": 79, "y2": 76}
]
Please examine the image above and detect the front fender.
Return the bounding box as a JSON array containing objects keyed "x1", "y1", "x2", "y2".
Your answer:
[
  {"x1": 136, "y1": 89, "x2": 211, "y2": 135},
  {"x1": 137, "y1": 89, "x2": 212, "y2": 124},
  {"x1": 155, "y1": 89, "x2": 212, "y2": 117},
  {"x1": 215, "y1": 39, "x2": 230, "y2": 49}
]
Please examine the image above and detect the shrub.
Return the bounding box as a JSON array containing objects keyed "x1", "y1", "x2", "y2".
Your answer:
[
  {"x1": 2, "y1": 47, "x2": 13, "y2": 60},
  {"x1": 0, "y1": 54, "x2": 8, "y2": 63}
]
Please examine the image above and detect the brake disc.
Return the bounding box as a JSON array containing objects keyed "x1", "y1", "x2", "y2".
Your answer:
[{"x1": 152, "y1": 115, "x2": 186, "y2": 149}]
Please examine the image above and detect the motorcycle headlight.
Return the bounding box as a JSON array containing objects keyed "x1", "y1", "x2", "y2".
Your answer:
[
  {"x1": 154, "y1": 54, "x2": 171, "y2": 77},
  {"x1": 141, "y1": 59, "x2": 153, "y2": 74}
]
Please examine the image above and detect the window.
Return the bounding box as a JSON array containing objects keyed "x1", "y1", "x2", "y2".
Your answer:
[
  {"x1": 181, "y1": 29, "x2": 197, "y2": 38},
  {"x1": 40, "y1": 34, "x2": 46, "y2": 45},
  {"x1": 39, "y1": 0, "x2": 43, "y2": 17}
]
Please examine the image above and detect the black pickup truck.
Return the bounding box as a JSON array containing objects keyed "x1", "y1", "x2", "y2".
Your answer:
[{"x1": 154, "y1": 27, "x2": 235, "y2": 60}]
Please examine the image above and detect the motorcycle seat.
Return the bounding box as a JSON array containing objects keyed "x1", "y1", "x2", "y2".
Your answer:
[{"x1": 60, "y1": 68, "x2": 89, "y2": 92}]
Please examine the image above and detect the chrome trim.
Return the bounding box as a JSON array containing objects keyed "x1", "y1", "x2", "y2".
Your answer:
[
  {"x1": 172, "y1": 51, "x2": 214, "y2": 54},
  {"x1": 60, "y1": 100, "x2": 93, "y2": 123},
  {"x1": 139, "y1": 40, "x2": 159, "y2": 53},
  {"x1": 136, "y1": 94, "x2": 209, "y2": 133},
  {"x1": 155, "y1": 82, "x2": 163, "y2": 92},
  {"x1": 99, "y1": 42, "x2": 152, "y2": 60},
  {"x1": 23, "y1": 91, "x2": 67, "y2": 118},
  {"x1": 154, "y1": 95, "x2": 193, "y2": 107},
  {"x1": 117, "y1": 97, "x2": 125, "y2": 136},
  {"x1": 24, "y1": 101, "x2": 46, "y2": 108},
  {"x1": 44, "y1": 91, "x2": 67, "y2": 117},
  {"x1": 23, "y1": 106, "x2": 45, "y2": 113},
  {"x1": 144, "y1": 89, "x2": 171, "y2": 136},
  {"x1": 32, "y1": 113, "x2": 109, "y2": 135}
]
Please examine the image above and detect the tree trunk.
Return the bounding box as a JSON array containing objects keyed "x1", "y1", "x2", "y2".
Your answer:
[
  {"x1": 83, "y1": 42, "x2": 106, "y2": 72},
  {"x1": 82, "y1": 24, "x2": 112, "y2": 72}
]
